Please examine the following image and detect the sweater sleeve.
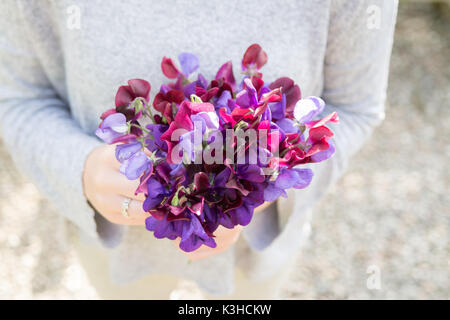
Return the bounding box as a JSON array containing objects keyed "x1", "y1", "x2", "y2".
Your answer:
[
  {"x1": 0, "y1": 1, "x2": 118, "y2": 245},
  {"x1": 240, "y1": 0, "x2": 398, "y2": 279}
]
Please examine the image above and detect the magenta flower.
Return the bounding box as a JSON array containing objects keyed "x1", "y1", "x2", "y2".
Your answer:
[
  {"x1": 160, "y1": 101, "x2": 215, "y2": 164},
  {"x1": 215, "y1": 61, "x2": 236, "y2": 89}
]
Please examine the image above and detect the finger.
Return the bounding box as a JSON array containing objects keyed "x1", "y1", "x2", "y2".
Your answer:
[
  {"x1": 105, "y1": 169, "x2": 146, "y2": 202},
  {"x1": 101, "y1": 194, "x2": 149, "y2": 226},
  {"x1": 103, "y1": 144, "x2": 122, "y2": 170}
]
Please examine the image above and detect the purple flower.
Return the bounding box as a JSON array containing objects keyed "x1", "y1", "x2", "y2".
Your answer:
[
  {"x1": 222, "y1": 202, "x2": 254, "y2": 227},
  {"x1": 263, "y1": 168, "x2": 313, "y2": 201},
  {"x1": 145, "y1": 123, "x2": 168, "y2": 153},
  {"x1": 145, "y1": 216, "x2": 182, "y2": 240},
  {"x1": 236, "y1": 78, "x2": 258, "y2": 108},
  {"x1": 115, "y1": 142, "x2": 141, "y2": 162},
  {"x1": 269, "y1": 93, "x2": 286, "y2": 120},
  {"x1": 145, "y1": 212, "x2": 216, "y2": 252},
  {"x1": 179, "y1": 212, "x2": 216, "y2": 252},
  {"x1": 95, "y1": 113, "x2": 128, "y2": 144},
  {"x1": 237, "y1": 164, "x2": 265, "y2": 183},
  {"x1": 143, "y1": 177, "x2": 171, "y2": 211},
  {"x1": 119, "y1": 151, "x2": 152, "y2": 180},
  {"x1": 178, "y1": 52, "x2": 199, "y2": 77},
  {"x1": 276, "y1": 118, "x2": 299, "y2": 134},
  {"x1": 215, "y1": 90, "x2": 232, "y2": 112}
]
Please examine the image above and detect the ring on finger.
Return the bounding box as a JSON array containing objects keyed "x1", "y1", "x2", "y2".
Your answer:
[{"x1": 121, "y1": 198, "x2": 131, "y2": 218}]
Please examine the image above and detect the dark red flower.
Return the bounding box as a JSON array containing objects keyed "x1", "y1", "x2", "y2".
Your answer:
[
  {"x1": 242, "y1": 44, "x2": 268, "y2": 71},
  {"x1": 269, "y1": 77, "x2": 301, "y2": 117},
  {"x1": 153, "y1": 89, "x2": 185, "y2": 124},
  {"x1": 115, "y1": 79, "x2": 151, "y2": 121}
]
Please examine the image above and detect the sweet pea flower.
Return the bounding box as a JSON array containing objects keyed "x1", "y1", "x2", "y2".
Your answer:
[
  {"x1": 95, "y1": 113, "x2": 128, "y2": 144},
  {"x1": 161, "y1": 101, "x2": 215, "y2": 164},
  {"x1": 142, "y1": 177, "x2": 171, "y2": 211},
  {"x1": 263, "y1": 168, "x2": 313, "y2": 201},
  {"x1": 269, "y1": 93, "x2": 286, "y2": 120},
  {"x1": 242, "y1": 44, "x2": 268, "y2": 76},
  {"x1": 215, "y1": 61, "x2": 236, "y2": 89},
  {"x1": 145, "y1": 123, "x2": 169, "y2": 153},
  {"x1": 269, "y1": 77, "x2": 301, "y2": 117},
  {"x1": 178, "y1": 111, "x2": 220, "y2": 163},
  {"x1": 293, "y1": 96, "x2": 325, "y2": 123},
  {"x1": 153, "y1": 89, "x2": 185, "y2": 124},
  {"x1": 178, "y1": 52, "x2": 199, "y2": 77},
  {"x1": 115, "y1": 141, "x2": 141, "y2": 162},
  {"x1": 145, "y1": 212, "x2": 216, "y2": 252},
  {"x1": 115, "y1": 79, "x2": 151, "y2": 121},
  {"x1": 276, "y1": 118, "x2": 300, "y2": 134},
  {"x1": 236, "y1": 78, "x2": 258, "y2": 108},
  {"x1": 161, "y1": 52, "x2": 199, "y2": 79},
  {"x1": 119, "y1": 151, "x2": 152, "y2": 180}
]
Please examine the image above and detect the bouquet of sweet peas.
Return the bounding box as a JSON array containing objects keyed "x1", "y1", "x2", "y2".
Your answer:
[{"x1": 95, "y1": 44, "x2": 338, "y2": 252}]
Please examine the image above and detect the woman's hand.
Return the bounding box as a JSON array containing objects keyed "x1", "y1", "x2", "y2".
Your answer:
[
  {"x1": 83, "y1": 144, "x2": 148, "y2": 225},
  {"x1": 177, "y1": 201, "x2": 274, "y2": 261}
]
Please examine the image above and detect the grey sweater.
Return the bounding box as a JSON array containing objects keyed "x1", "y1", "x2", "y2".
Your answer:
[{"x1": 0, "y1": 0, "x2": 397, "y2": 295}]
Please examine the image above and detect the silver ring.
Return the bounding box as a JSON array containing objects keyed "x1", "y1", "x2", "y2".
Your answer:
[{"x1": 121, "y1": 198, "x2": 131, "y2": 218}]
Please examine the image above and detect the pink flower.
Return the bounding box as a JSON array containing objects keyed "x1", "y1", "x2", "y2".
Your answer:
[
  {"x1": 242, "y1": 44, "x2": 268, "y2": 74},
  {"x1": 161, "y1": 57, "x2": 181, "y2": 79},
  {"x1": 160, "y1": 101, "x2": 215, "y2": 164}
]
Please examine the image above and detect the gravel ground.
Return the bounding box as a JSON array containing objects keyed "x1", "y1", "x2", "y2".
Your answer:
[{"x1": 0, "y1": 2, "x2": 448, "y2": 299}]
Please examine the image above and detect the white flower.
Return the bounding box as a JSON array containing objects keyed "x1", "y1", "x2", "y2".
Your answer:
[{"x1": 293, "y1": 96, "x2": 325, "y2": 123}]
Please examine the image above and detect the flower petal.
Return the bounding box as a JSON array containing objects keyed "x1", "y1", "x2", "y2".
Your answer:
[
  {"x1": 161, "y1": 57, "x2": 180, "y2": 79},
  {"x1": 242, "y1": 43, "x2": 268, "y2": 70},
  {"x1": 128, "y1": 79, "x2": 151, "y2": 101},
  {"x1": 215, "y1": 61, "x2": 236, "y2": 87},
  {"x1": 115, "y1": 85, "x2": 134, "y2": 108},
  {"x1": 178, "y1": 52, "x2": 199, "y2": 76},
  {"x1": 120, "y1": 151, "x2": 150, "y2": 180}
]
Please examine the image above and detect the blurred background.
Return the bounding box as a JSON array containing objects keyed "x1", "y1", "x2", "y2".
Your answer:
[{"x1": 0, "y1": 1, "x2": 448, "y2": 299}]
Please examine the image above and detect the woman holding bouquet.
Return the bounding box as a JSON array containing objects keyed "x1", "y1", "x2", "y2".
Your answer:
[{"x1": 0, "y1": 0, "x2": 397, "y2": 299}]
